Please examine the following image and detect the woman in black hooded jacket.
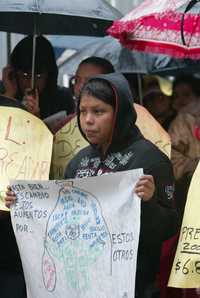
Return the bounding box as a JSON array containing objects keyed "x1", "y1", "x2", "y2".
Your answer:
[
  {"x1": 64, "y1": 72, "x2": 177, "y2": 298},
  {"x1": 5, "y1": 73, "x2": 177, "y2": 298}
]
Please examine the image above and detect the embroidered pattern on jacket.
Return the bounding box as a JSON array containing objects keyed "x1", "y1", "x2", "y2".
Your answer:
[{"x1": 76, "y1": 151, "x2": 133, "y2": 178}]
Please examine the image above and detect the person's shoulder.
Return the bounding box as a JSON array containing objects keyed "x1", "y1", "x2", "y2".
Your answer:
[
  {"x1": 56, "y1": 85, "x2": 73, "y2": 98},
  {"x1": 169, "y1": 107, "x2": 196, "y2": 133},
  {"x1": 55, "y1": 85, "x2": 75, "y2": 113},
  {"x1": 132, "y1": 137, "x2": 170, "y2": 163},
  {"x1": 0, "y1": 95, "x2": 24, "y2": 109},
  {"x1": 71, "y1": 145, "x2": 94, "y2": 163},
  {"x1": 179, "y1": 100, "x2": 200, "y2": 116}
]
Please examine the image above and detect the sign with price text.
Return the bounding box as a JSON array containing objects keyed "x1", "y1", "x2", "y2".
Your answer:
[{"x1": 169, "y1": 161, "x2": 200, "y2": 288}]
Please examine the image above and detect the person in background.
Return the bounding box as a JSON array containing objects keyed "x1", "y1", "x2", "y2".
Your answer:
[
  {"x1": 72, "y1": 56, "x2": 115, "y2": 101},
  {"x1": 143, "y1": 88, "x2": 176, "y2": 131},
  {"x1": 1, "y1": 35, "x2": 75, "y2": 119},
  {"x1": 0, "y1": 95, "x2": 26, "y2": 298},
  {"x1": 168, "y1": 75, "x2": 200, "y2": 221},
  {"x1": 172, "y1": 75, "x2": 200, "y2": 112}
]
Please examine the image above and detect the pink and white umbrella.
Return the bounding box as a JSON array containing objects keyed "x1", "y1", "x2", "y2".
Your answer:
[{"x1": 108, "y1": 0, "x2": 200, "y2": 59}]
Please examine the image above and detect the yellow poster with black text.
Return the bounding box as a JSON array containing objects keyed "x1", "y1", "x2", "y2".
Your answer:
[
  {"x1": 0, "y1": 107, "x2": 53, "y2": 211},
  {"x1": 50, "y1": 115, "x2": 88, "y2": 179},
  {"x1": 135, "y1": 103, "x2": 171, "y2": 158},
  {"x1": 169, "y1": 161, "x2": 200, "y2": 288}
]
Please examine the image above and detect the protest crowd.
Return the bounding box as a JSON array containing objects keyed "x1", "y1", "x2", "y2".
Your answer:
[{"x1": 1, "y1": 1, "x2": 200, "y2": 298}]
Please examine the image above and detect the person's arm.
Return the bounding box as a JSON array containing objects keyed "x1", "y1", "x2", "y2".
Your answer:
[
  {"x1": 22, "y1": 88, "x2": 41, "y2": 117},
  {"x1": 142, "y1": 158, "x2": 178, "y2": 241},
  {"x1": 147, "y1": 159, "x2": 175, "y2": 208}
]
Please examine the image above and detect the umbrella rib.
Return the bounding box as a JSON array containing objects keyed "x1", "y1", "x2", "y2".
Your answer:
[{"x1": 35, "y1": 0, "x2": 40, "y2": 13}]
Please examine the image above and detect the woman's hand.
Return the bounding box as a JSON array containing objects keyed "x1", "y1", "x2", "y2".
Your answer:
[
  {"x1": 23, "y1": 88, "x2": 40, "y2": 117},
  {"x1": 134, "y1": 175, "x2": 155, "y2": 201},
  {"x1": 5, "y1": 186, "x2": 16, "y2": 208}
]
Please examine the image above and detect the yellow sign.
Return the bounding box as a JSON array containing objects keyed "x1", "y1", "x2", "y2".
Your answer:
[
  {"x1": 0, "y1": 107, "x2": 53, "y2": 211},
  {"x1": 135, "y1": 103, "x2": 171, "y2": 158},
  {"x1": 51, "y1": 104, "x2": 171, "y2": 179},
  {"x1": 168, "y1": 161, "x2": 200, "y2": 288},
  {"x1": 50, "y1": 116, "x2": 88, "y2": 179}
]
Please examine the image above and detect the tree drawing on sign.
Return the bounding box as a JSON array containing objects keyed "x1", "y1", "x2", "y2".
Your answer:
[{"x1": 42, "y1": 181, "x2": 111, "y2": 293}]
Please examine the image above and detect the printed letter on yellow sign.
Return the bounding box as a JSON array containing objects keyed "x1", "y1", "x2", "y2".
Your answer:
[
  {"x1": 169, "y1": 161, "x2": 200, "y2": 288},
  {"x1": 0, "y1": 107, "x2": 53, "y2": 211}
]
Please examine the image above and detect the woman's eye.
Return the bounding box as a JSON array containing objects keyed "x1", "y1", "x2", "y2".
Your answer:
[{"x1": 95, "y1": 109, "x2": 104, "y2": 115}]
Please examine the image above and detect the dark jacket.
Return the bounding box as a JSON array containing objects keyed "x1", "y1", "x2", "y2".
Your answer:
[
  {"x1": 64, "y1": 73, "x2": 177, "y2": 294},
  {"x1": 37, "y1": 86, "x2": 75, "y2": 119},
  {"x1": 0, "y1": 81, "x2": 75, "y2": 119},
  {"x1": 0, "y1": 95, "x2": 25, "y2": 109},
  {"x1": 0, "y1": 95, "x2": 24, "y2": 273}
]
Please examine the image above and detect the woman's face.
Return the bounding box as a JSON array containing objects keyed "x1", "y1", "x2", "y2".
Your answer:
[
  {"x1": 16, "y1": 70, "x2": 48, "y2": 95},
  {"x1": 173, "y1": 83, "x2": 196, "y2": 111},
  {"x1": 74, "y1": 64, "x2": 104, "y2": 98},
  {"x1": 79, "y1": 94, "x2": 114, "y2": 151}
]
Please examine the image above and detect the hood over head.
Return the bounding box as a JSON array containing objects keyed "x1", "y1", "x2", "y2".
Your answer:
[{"x1": 77, "y1": 72, "x2": 138, "y2": 154}]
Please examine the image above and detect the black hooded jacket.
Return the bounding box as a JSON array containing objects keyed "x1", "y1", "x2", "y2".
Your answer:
[
  {"x1": 0, "y1": 95, "x2": 25, "y2": 109},
  {"x1": 64, "y1": 73, "x2": 177, "y2": 291}
]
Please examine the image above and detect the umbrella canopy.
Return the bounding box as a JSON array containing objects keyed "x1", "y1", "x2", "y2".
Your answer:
[
  {"x1": 53, "y1": 35, "x2": 200, "y2": 78},
  {"x1": 48, "y1": 35, "x2": 103, "y2": 51},
  {"x1": 0, "y1": 0, "x2": 122, "y2": 36},
  {"x1": 56, "y1": 36, "x2": 162, "y2": 76},
  {"x1": 108, "y1": 0, "x2": 200, "y2": 59},
  {"x1": 48, "y1": 35, "x2": 103, "y2": 60}
]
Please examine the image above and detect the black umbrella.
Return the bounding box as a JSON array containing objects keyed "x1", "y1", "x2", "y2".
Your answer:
[
  {"x1": 0, "y1": 0, "x2": 122, "y2": 36},
  {"x1": 0, "y1": 0, "x2": 121, "y2": 88}
]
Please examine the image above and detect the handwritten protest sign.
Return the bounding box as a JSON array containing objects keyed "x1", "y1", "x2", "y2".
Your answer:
[
  {"x1": 135, "y1": 103, "x2": 171, "y2": 158},
  {"x1": 51, "y1": 104, "x2": 171, "y2": 179},
  {"x1": 168, "y1": 161, "x2": 200, "y2": 288},
  {"x1": 10, "y1": 169, "x2": 142, "y2": 298},
  {"x1": 0, "y1": 107, "x2": 53, "y2": 211},
  {"x1": 50, "y1": 115, "x2": 88, "y2": 179}
]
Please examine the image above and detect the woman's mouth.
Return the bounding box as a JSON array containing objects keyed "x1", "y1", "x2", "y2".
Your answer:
[{"x1": 85, "y1": 130, "x2": 97, "y2": 138}]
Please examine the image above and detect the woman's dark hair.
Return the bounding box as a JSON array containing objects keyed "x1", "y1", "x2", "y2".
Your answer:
[
  {"x1": 10, "y1": 35, "x2": 58, "y2": 92},
  {"x1": 10, "y1": 35, "x2": 58, "y2": 110},
  {"x1": 79, "y1": 56, "x2": 115, "y2": 74},
  {"x1": 79, "y1": 78, "x2": 116, "y2": 109},
  {"x1": 11, "y1": 35, "x2": 57, "y2": 73}
]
